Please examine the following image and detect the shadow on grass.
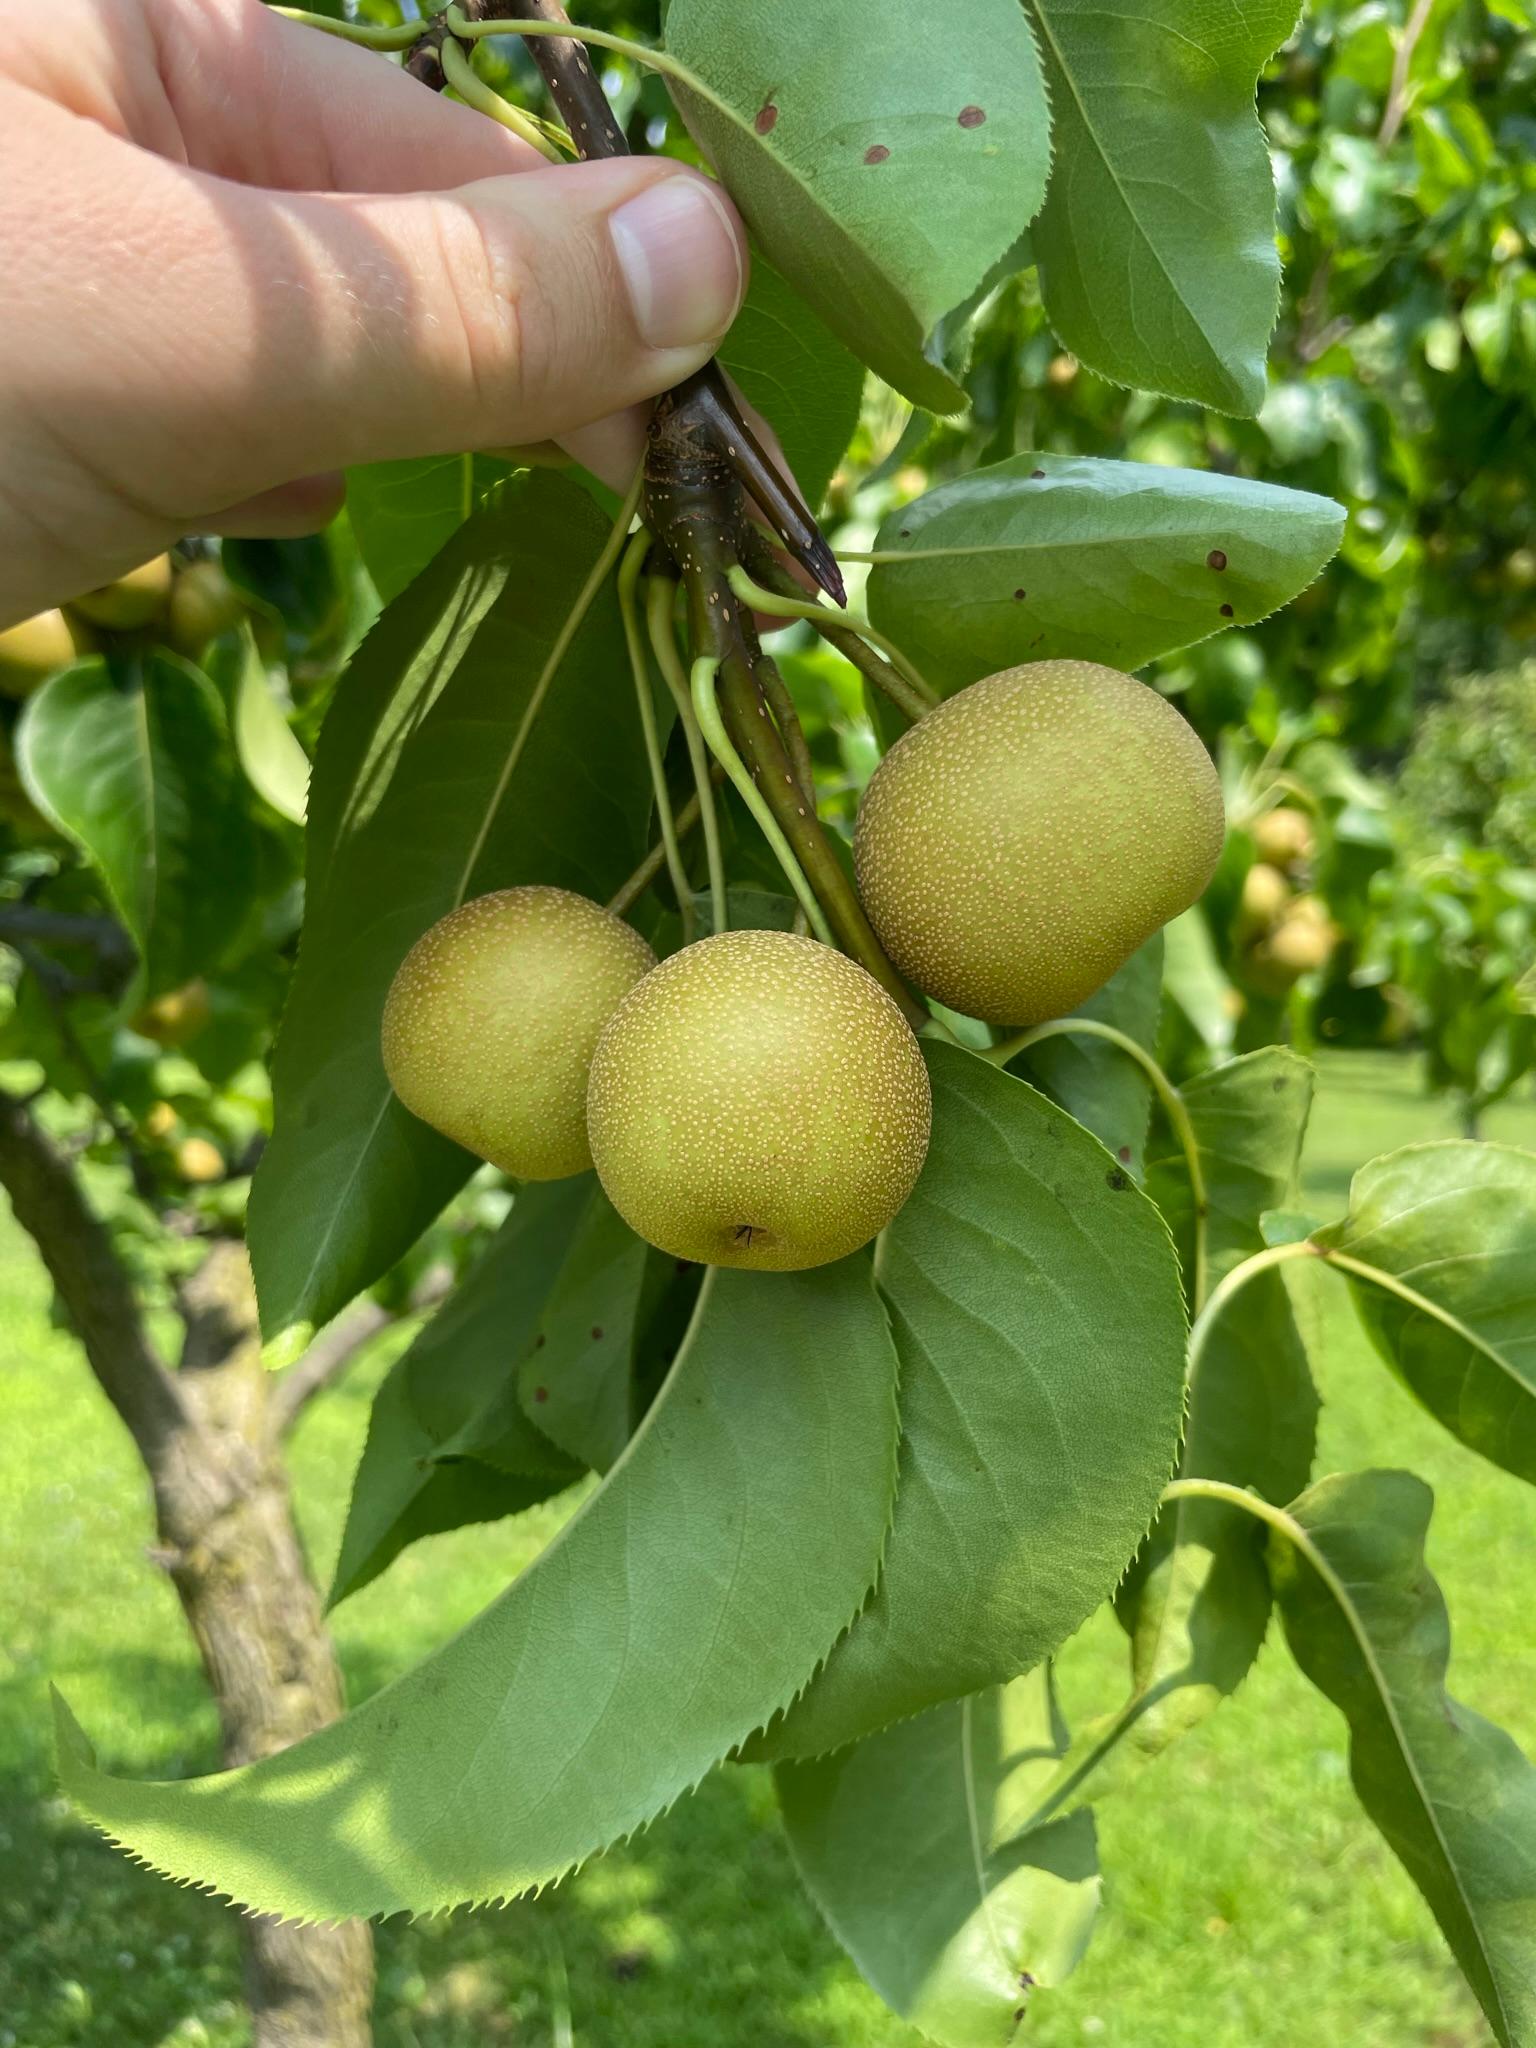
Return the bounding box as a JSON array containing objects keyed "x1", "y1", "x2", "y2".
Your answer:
[{"x1": 2, "y1": 1647, "x2": 885, "y2": 2048}]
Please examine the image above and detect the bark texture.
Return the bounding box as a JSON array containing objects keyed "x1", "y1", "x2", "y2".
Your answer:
[{"x1": 0, "y1": 1091, "x2": 374, "y2": 2048}]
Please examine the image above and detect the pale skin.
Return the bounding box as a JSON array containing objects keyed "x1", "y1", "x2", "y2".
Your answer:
[{"x1": 0, "y1": 0, "x2": 752, "y2": 626}]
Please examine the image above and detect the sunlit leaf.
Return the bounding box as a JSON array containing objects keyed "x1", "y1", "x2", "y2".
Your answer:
[
  {"x1": 866, "y1": 455, "x2": 1345, "y2": 693},
  {"x1": 57, "y1": 1260, "x2": 902, "y2": 1919},
  {"x1": 749, "y1": 1043, "x2": 1186, "y2": 1762},
  {"x1": 1027, "y1": 0, "x2": 1299, "y2": 412},
  {"x1": 1314, "y1": 1141, "x2": 1536, "y2": 1486},
  {"x1": 779, "y1": 1666, "x2": 1100, "y2": 2046},
  {"x1": 347, "y1": 455, "x2": 513, "y2": 606},
  {"x1": 664, "y1": 0, "x2": 1050, "y2": 411},
  {"x1": 1270, "y1": 1469, "x2": 1536, "y2": 2048}
]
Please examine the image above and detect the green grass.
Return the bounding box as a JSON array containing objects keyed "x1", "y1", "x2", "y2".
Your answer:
[{"x1": 2, "y1": 1050, "x2": 1534, "y2": 2048}]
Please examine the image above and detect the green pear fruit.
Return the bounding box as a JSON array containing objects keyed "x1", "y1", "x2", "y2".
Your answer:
[
  {"x1": 1237, "y1": 860, "x2": 1291, "y2": 936},
  {"x1": 854, "y1": 660, "x2": 1225, "y2": 1027},
  {"x1": 0, "y1": 610, "x2": 79, "y2": 699},
  {"x1": 1250, "y1": 805, "x2": 1314, "y2": 871},
  {"x1": 131, "y1": 977, "x2": 212, "y2": 1048},
  {"x1": 168, "y1": 561, "x2": 246, "y2": 655},
  {"x1": 586, "y1": 928, "x2": 931, "y2": 1272},
  {"x1": 382, "y1": 887, "x2": 655, "y2": 1181},
  {"x1": 1249, "y1": 895, "x2": 1336, "y2": 994},
  {"x1": 71, "y1": 554, "x2": 174, "y2": 631}
]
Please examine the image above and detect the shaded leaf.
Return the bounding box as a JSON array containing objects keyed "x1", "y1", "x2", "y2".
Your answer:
[
  {"x1": 16, "y1": 655, "x2": 263, "y2": 998},
  {"x1": 56, "y1": 1259, "x2": 902, "y2": 1919},
  {"x1": 348, "y1": 454, "x2": 515, "y2": 605},
  {"x1": 229, "y1": 630, "x2": 310, "y2": 825},
  {"x1": 1007, "y1": 936, "x2": 1163, "y2": 1176},
  {"x1": 865, "y1": 454, "x2": 1344, "y2": 694},
  {"x1": 779, "y1": 1666, "x2": 1100, "y2": 2047},
  {"x1": 249, "y1": 474, "x2": 653, "y2": 1353},
  {"x1": 1161, "y1": 906, "x2": 1237, "y2": 1054},
  {"x1": 1027, "y1": 0, "x2": 1298, "y2": 413},
  {"x1": 511, "y1": 1187, "x2": 653, "y2": 1475},
  {"x1": 664, "y1": 0, "x2": 1050, "y2": 411},
  {"x1": 1314, "y1": 1141, "x2": 1536, "y2": 1486},
  {"x1": 1270, "y1": 1469, "x2": 1536, "y2": 2048},
  {"x1": 330, "y1": 1183, "x2": 589, "y2": 1608},
  {"x1": 749, "y1": 1043, "x2": 1186, "y2": 1762}
]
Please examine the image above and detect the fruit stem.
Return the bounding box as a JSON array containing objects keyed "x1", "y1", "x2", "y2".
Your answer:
[
  {"x1": 985, "y1": 1016, "x2": 1213, "y2": 1311},
  {"x1": 269, "y1": 6, "x2": 425, "y2": 48},
  {"x1": 620, "y1": 532, "x2": 695, "y2": 944},
  {"x1": 605, "y1": 766, "x2": 725, "y2": 919},
  {"x1": 646, "y1": 575, "x2": 726, "y2": 936},
  {"x1": 727, "y1": 562, "x2": 939, "y2": 722},
  {"x1": 752, "y1": 651, "x2": 815, "y2": 804},
  {"x1": 438, "y1": 37, "x2": 565, "y2": 160},
  {"x1": 690, "y1": 657, "x2": 836, "y2": 946}
]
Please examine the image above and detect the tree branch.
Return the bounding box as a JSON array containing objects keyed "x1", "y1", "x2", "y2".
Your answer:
[
  {"x1": 1378, "y1": 0, "x2": 1435, "y2": 149},
  {"x1": 268, "y1": 1264, "x2": 455, "y2": 1439},
  {"x1": 0, "y1": 1084, "x2": 189, "y2": 1465}
]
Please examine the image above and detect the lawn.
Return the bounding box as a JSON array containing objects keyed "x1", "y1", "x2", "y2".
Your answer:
[{"x1": 2, "y1": 1049, "x2": 1534, "y2": 2048}]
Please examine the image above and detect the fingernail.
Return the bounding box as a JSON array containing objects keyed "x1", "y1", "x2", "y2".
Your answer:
[{"x1": 609, "y1": 176, "x2": 744, "y2": 351}]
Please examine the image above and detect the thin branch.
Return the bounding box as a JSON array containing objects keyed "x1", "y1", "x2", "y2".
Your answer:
[
  {"x1": 269, "y1": 1264, "x2": 454, "y2": 1439},
  {"x1": 0, "y1": 1084, "x2": 189, "y2": 1464},
  {"x1": 1378, "y1": 0, "x2": 1436, "y2": 149}
]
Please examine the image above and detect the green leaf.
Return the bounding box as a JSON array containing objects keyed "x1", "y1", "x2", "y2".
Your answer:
[
  {"x1": 778, "y1": 1667, "x2": 1100, "y2": 2047},
  {"x1": 716, "y1": 260, "x2": 865, "y2": 513},
  {"x1": 1269, "y1": 1469, "x2": 1536, "y2": 2048},
  {"x1": 1161, "y1": 906, "x2": 1237, "y2": 1054},
  {"x1": 347, "y1": 454, "x2": 514, "y2": 605},
  {"x1": 1007, "y1": 936, "x2": 1163, "y2": 1176},
  {"x1": 1006, "y1": 1051, "x2": 1318, "y2": 1832},
  {"x1": 749, "y1": 1043, "x2": 1187, "y2": 1762},
  {"x1": 16, "y1": 655, "x2": 263, "y2": 998},
  {"x1": 511, "y1": 1188, "x2": 654, "y2": 1475},
  {"x1": 229, "y1": 630, "x2": 310, "y2": 826},
  {"x1": 56, "y1": 1259, "x2": 902, "y2": 1920},
  {"x1": 330, "y1": 1183, "x2": 589, "y2": 1607},
  {"x1": 248, "y1": 473, "x2": 653, "y2": 1350},
  {"x1": 1026, "y1": 0, "x2": 1298, "y2": 413},
  {"x1": 663, "y1": 0, "x2": 1050, "y2": 411},
  {"x1": 1313, "y1": 1141, "x2": 1536, "y2": 1487},
  {"x1": 865, "y1": 454, "x2": 1345, "y2": 694}
]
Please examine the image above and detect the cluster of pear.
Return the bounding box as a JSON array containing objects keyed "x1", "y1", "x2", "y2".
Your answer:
[
  {"x1": 383, "y1": 659, "x2": 1225, "y2": 1273},
  {"x1": 1237, "y1": 805, "x2": 1338, "y2": 996},
  {"x1": 0, "y1": 555, "x2": 246, "y2": 700}
]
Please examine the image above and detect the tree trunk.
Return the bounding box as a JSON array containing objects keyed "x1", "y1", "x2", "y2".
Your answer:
[
  {"x1": 0, "y1": 1092, "x2": 374, "y2": 2048},
  {"x1": 168, "y1": 1243, "x2": 375, "y2": 2048}
]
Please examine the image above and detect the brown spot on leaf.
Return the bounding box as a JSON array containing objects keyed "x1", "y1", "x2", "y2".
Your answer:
[
  {"x1": 958, "y1": 105, "x2": 987, "y2": 128},
  {"x1": 1118, "y1": 1145, "x2": 1132, "y2": 1164},
  {"x1": 1013, "y1": 587, "x2": 1027, "y2": 601},
  {"x1": 533, "y1": 1386, "x2": 549, "y2": 1403},
  {"x1": 1107, "y1": 1168, "x2": 1131, "y2": 1191},
  {"x1": 534, "y1": 1332, "x2": 546, "y2": 1349},
  {"x1": 1030, "y1": 467, "x2": 1046, "y2": 479},
  {"x1": 864, "y1": 144, "x2": 891, "y2": 165},
  {"x1": 591, "y1": 1326, "x2": 604, "y2": 1341},
  {"x1": 754, "y1": 102, "x2": 779, "y2": 135},
  {"x1": 1207, "y1": 548, "x2": 1228, "y2": 571},
  {"x1": 1219, "y1": 602, "x2": 1235, "y2": 618}
]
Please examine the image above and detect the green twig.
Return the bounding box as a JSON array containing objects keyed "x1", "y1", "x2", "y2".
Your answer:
[
  {"x1": 269, "y1": 5, "x2": 425, "y2": 47},
  {"x1": 984, "y1": 1016, "x2": 1214, "y2": 1311},
  {"x1": 690, "y1": 658, "x2": 835, "y2": 946},
  {"x1": 647, "y1": 578, "x2": 725, "y2": 937},
  {"x1": 605, "y1": 771, "x2": 721, "y2": 919},
  {"x1": 439, "y1": 36, "x2": 565, "y2": 159},
  {"x1": 620, "y1": 532, "x2": 694, "y2": 945},
  {"x1": 726, "y1": 565, "x2": 938, "y2": 722}
]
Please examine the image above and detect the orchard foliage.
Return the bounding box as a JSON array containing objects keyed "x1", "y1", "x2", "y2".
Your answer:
[{"x1": 5, "y1": 0, "x2": 1536, "y2": 2042}]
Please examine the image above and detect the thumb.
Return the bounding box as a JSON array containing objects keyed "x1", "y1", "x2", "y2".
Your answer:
[
  {"x1": 13, "y1": 121, "x2": 747, "y2": 536},
  {"x1": 218, "y1": 156, "x2": 749, "y2": 480}
]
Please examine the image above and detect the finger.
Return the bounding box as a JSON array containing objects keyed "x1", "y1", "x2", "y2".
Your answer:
[
  {"x1": 12, "y1": 0, "x2": 547, "y2": 191},
  {"x1": 6, "y1": 93, "x2": 747, "y2": 537},
  {"x1": 199, "y1": 473, "x2": 347, "y2": 537}
]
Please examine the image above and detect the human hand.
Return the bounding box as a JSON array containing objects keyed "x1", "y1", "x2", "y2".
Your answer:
[{"x1": 0, "y1": 0, "x2": 748, "y2": 626}]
